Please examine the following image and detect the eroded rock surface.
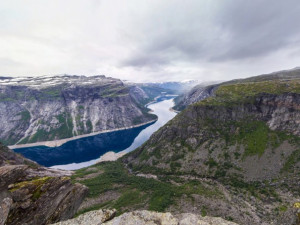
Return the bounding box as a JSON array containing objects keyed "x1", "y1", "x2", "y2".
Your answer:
[
  {"x1": 53, "y1": 209, "x2": 116, "y2": 225},
  {"x1": 0, "y1": 75, "x2": 155, "y2": 145},
  {"x1": 0, "y1": 143, "x2": 88, "y2": 225},
  {"x1": 51, "y1": 209, "x2": 238, "y2": 225}
]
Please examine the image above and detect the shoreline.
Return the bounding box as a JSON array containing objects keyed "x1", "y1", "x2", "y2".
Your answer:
[
  {"x1": 169, "y1": 107, "x2": 180, "y2": 113},
  {"x1": 9, "y1": 119, "x2": 157, "y2": 149}
]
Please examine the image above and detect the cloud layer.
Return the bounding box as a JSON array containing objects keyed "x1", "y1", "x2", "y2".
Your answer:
[{"x1": 1, "y1": 0, "x2": 300, "y2": 82}]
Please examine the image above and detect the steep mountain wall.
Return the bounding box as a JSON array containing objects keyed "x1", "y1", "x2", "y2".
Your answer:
[
  {"x1": 119, "y1": 77, "x2": 300, "y2": 224},
  {"x1": 174, "y1": 67, "x2": 300, "y2": 110},
  {"x1": 173, "y1": 84, "x2": 217, "y2": 111},
  {"x1": 0, "y1": 75, "x2": 156, "y2": 145},
  {"x1": 125, "y1": 79, "x2": 300, "y2": 180}
]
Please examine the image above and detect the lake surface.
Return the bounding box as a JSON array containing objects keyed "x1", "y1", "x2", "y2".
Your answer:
[{"x1": 14, "y1": 96, "x2": 177, "y2": 170}]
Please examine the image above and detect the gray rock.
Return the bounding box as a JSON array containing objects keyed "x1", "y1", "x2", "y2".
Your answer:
[
  {"x1": 51, "y1": 209, "x2": 238, "y2": 225},
  {"x1": 0, "y1": 75, "x2": 155, "y2": 145},
  {"x1": 0, "y1": 193, "x2": 12, "y2": 225},
  {"x1": 0, "y1": 143, "x2": 88, "y2": 225},
  {"x1": 52, "y1": 209, "x2": 116, "y2": 225}
]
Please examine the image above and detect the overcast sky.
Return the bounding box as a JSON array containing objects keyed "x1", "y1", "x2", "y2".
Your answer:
[{"x1": 1, "y1": 0, "x2": 300, "y2": 82}]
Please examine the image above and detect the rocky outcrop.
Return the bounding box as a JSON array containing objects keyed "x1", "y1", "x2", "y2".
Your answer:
[
  {"x1": 0, "y1": 142, "x2": 38, "y2": 167},
  {"x1": 105, "y1": 211, "x2": 238, "y2": 225},
  {"x1": 174, "y1": 67, "x2": 300, "y2": 110},
  {"x1": 173, "y1": 84, "x2": 217, "y2": 111},
  {"x1": 126, "y1": 93, "x2": 300, "y2": 182},
  {"x1": 0, "y1": 75, "x2": 156, "y2": 145},
  {"x1": 52, "y1": 209, "x2": 116, "y2": 225},
  {"x1": 0, "y1": 143, "x2": 88, "y2": 225},
  {"x1": 120, "y1": 76, "x2": 300, "y2": 224},
  {"x1": 52, "y1": 209, "x2": 238, "y2": 225},
  {"x1": 127, "y1": 76, "x2": 300, "y2": 179}
]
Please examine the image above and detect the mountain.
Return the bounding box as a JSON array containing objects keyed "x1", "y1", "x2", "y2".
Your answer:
[
  {"x1": 174, "y1": 67, "x2": 300, "y2": 111},
  {"x1": 143, "y1": 80, "x2": 199, "y2": 93},
  {"x1": 173, "y1": 84, "x2": 216, "y2": 111},
  {"x1": 129, "y1": 80, "x2": 200, "y2": 102},
  {"x1": 71, "y1": 72, "x2": 300, "y2": 225},
  {"x1": 0, "y1": 142, "x2": 88, "y2": 225},
  {"x1": 0, "y1": 75, "x2": 156, "y2": 145}
]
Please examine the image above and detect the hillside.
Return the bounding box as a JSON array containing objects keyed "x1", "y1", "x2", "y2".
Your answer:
[
  {"x1": 71, "y1": 74, "x2": 300, "y2": 225},
  {"x1": 0, "y1": 142, "x2": 88, "y2": 225},
  {"x1": 0, "y1": 75, "x2": 156, "y2": 145},
  {"x1": 174, "y1": 67, "x2": 300, "y2": 110}
]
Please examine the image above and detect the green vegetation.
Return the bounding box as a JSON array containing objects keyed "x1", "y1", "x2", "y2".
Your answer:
[
  {"x1": 198, "y1": 79, "x2": 300, "y2": 106},
  {"x1": 132, "y1": 116, "x2": 145, "y2": 125},
  {"x1": 86, "y1": 120, "x2": 93, "y2": 133},
  {"x1": 17, "y1": 110, "x2": 31, "y2": 121},
  {"x1": 224, "y1": 177, "x2": 281, "y2": 202},
  {"x1": 202, "y1": 119, "x2": 296, "y2": 159},
  {"x1": 278, "y1": 205, "x2": 288, "y2": 212},
  {"x1": 9, "y1": 176, "x2": 52, "y2": 193},
  {"x1": 281, "y1": 149, "x2": 300, "y2": 173},
  {"x1": 41, "y1": 88, "x2": 61, "y2": 98},
  {"x1": 101, "y1": 86, "x2": 129, "y2": 98},
  {"x1": 0, "y1": 97, "x2": 15, "y2": 102},
  {"x1": 201, "y1": 207, "x2": 207, "y2": 217},
  {"x1": 73, "y1": 161, "x2": 222, "y2": 215},
  {"x1": 28, "y1": 113, "x2": 74, "y2": 143}
]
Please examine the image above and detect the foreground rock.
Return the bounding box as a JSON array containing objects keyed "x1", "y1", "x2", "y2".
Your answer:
[
  {"x1": 52, "y1": 209, "x2": 116, "y2": 225},
  {"x1": 0, "y1": 143, "x2": 88, "y2": 225},
  {"x1": 52, "y1": 209, "x2": 238, "y2": 225}
]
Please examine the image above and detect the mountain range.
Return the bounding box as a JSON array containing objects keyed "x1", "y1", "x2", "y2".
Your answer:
[{"x1": 1, "y1": 68, "x2": 300, "y2": 224}]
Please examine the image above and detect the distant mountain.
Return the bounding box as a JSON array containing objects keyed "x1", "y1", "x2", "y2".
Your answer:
[
  {"x1": 0, "y1": 75, "x2": 156, "y2": 145},
  {"x1": 174, "y1": 67, "x2": 300, "y2": 110},
  {"x1": 141, "y1": 80, "x2": 200, "y2": 94}
]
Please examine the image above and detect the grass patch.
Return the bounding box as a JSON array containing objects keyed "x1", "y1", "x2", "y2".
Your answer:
[
  {"x1": 73, "y1": 161, "x2": 223, "y2": 215},
  {"x1": 198, "y1": 79, "x2": 300, "y2": 106},
  {"x1": 281, "y1": 149, "x2": 300, "y2": 173},
  {"x1": 17, "y1": 110, "x2": 31, "y2": 121}
]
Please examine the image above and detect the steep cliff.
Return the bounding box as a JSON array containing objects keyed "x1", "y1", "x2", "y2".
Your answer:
[
  {"x1": 0, "y1": 75, "x2": 156, "y2": 145},
  {"x1": 173, "y1": 84, "x2": 217, "y2": 111},
  {"x1": 0, "y1": 143, "x2": 88, "y2": 225},
  {"x1": 174, "y1": 67, "x2": 300, "y2": 110},
  {"x1": 117, "y1": 76, "x2": 300, "y2": 224}
]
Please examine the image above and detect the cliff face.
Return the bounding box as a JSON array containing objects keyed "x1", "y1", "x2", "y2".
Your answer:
[
  {"x1": 128, "y1": 93, "x2": 300, "y2": 181},
  {"x1": 118, "y1": 77, "x2": 300, "y2": 224},
  {"x1": 126, "y1": 79, "x2": 300, "y2": 179},
  {"x1": 174, "y1": 67, "x2": 300, "y2": 110},
  {"x1": 0, "y1": 75, "x2": 156, "y2": 145},
  {"x1": 173, "y1": 84, "x2": 217, "y2": 111},
  {"x1": 0, "y1": 143, "x2": 88, "y2": 225}
]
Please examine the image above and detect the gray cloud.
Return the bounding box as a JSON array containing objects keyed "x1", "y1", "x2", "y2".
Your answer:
[
  {"x1": 1, "y1": 0, "x2": 300, "y2": 82},
  {"x1": 121, "y1": 0, "x2": 300, "y2": 68}
]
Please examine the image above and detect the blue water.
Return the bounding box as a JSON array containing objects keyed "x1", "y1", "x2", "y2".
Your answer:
[{"x1": 14, "y1": 97, "x2": 177, "y2": 169}]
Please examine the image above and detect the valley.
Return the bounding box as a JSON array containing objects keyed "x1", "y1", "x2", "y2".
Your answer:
[
  {"x1": 1, "y1": 69, "x2": 300, "y2": 225},
  {"x1": 2, "y1": 2, "x2": 300, "y2": 224},
  {"x1": 13, "y1": 97, "x2": 177, "y2": 169},
  {"x1": 70, "y1": 71, "x2": 300, "y2": 225}
]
